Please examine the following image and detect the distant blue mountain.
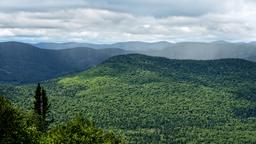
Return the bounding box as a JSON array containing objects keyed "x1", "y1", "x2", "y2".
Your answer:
[
  {"x1": 0, "y1": 42, "x2": 129, "y2": 83},
  {"x1": 34, "y1": 41, "x2": 256, "y2": 61},
  {"x1": 34, "y1": 41, "x2": 173, "y2": 51}
]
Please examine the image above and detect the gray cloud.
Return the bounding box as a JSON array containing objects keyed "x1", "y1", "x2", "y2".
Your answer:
[
  {"x1": 0, "y1": 0, "x2": 256, "y2": 43},
  {"x1": 84, "y1": 0, "x2": 227, "y2": 17},
  {"x1": 0, "y1": 0, "x2": 229, "y2": 17},
  {"x1": 0, "y1": 0, "x2": 86, "y2": 12}
]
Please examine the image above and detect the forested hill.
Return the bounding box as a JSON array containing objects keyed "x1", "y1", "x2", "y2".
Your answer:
[
  {"x1": 1, "y1": 54, "x2": 256, "y2": 143},
  {"x1": 103, "y1": 54, "x2": 255, "y2": 77},
  {"x1": 0, "y1": 42, "x2": 129, "y2": 83}
]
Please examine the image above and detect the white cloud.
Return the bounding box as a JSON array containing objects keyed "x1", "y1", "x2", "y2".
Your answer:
[
  {"x1": 0, "y1": 0, "x2": 256, "y2": 42},
  {"x1": 0, "y1": 29, "x2": 15, "y2": 36}
]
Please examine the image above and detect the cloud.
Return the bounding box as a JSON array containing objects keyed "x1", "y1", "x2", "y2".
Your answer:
[
  {"x1": 0, "y1": 0, "x2": 86, "y2": 12},
  {"x1": 0, "y1": 29, "x2": 14, "y2": 37},
  {"x1": 0, "y1": 0, "x2": 256, "y2": 43},
  {"x1": 0, "y1": 0, "x2": 230, "y2": 17},
  {"x1": 84, "y1": 0, "x2": 228, "y2": 17}
]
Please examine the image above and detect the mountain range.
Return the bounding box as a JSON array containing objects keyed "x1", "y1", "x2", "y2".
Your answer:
[
  {"x1": 1, "y1": 54, "x2": 256, "y2": 143},
  {"x1": 1, "y1": 41, "x2": 256, "y2": 83},
  {"x1": 35, "y1": 41, "x2": 256, "y2": 61},
  {"x1": 0, "y1": 42, "x2": 129, "y2": 83},
  {"x1": 34, "y1": 41, "x2": 172, "y2": 51}
]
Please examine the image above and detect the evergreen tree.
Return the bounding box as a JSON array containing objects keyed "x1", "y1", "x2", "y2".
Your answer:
[
  {"x1": 34, "y1": 83, "x2": 50, "y2": 132},
  {"x1": 42, "y1": 89, "x2": 49, "y2": 121},
  {"x1": 34, "y1": 83, "x2": 42, "y2": 116}
]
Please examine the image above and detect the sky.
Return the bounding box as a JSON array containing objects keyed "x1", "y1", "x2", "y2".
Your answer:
[{"x1": 0, "y1": 0, "x2": 256, "y2": 43}]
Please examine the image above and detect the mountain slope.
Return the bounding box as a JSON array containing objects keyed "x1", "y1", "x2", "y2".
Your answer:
[
  {"x1": 0, "y1": 42, "x2": 129, "y2": 83},
  {"x1": 1, "y1": 54, "x2": 256, "y2": 143}
]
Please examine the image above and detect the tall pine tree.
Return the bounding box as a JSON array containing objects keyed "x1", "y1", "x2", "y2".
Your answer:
[
  {"x1": 42, "y1": 88, "x2": 48, "y2": 121},
  {"x1": 34, "y1": 83, "x2": 50, "y2": 132}
]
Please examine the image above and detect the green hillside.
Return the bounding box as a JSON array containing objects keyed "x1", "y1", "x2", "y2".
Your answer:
[{"x1": 1, "y1": 54, "x2": 256, "y2": 143}]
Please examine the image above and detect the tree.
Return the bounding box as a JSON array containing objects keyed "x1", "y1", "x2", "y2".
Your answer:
[
  {"x1": 42, "y1": 117, "x2": 123, "y2": 144},
  {"x1": 42, "y1": 88, "x2": 49, "y2": 121},
  {"x1": 34, "y1": 83, "x2": 50, "y2": 132},
  {"x1": 0, "y1": 96, "x2": 34, "y2": 143}
]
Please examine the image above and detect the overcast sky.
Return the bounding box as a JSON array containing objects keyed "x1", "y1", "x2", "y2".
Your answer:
[{"x1": 0, "y1": 0, "x2": 256, "y2": 43}]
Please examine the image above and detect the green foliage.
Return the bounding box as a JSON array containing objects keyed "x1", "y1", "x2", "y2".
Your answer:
[
  {"x1": 1, "y1": 54, "x2": 256, "y2": 143},
  {"x1": 0, "y1": 96, "x2": 36, "y2": 144},
  {"x1": 41, "y1": 117, "x2": 122, "y2": 144},
  {"x1": 0, "y1": 96, "x2": 122, "y2": 143}
]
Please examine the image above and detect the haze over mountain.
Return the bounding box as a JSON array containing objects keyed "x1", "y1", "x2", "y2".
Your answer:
[
  {"x1": 0, "y1": 42, "x2": 129, "y2": 83},
  {"x1": 143, "y1": 41, "x2": 256, "y2": 61},
  {"x1": 34, "y1": 41, "x2": 173, "y2": 51},
  {"x1": 34, "y1": 41, "x2": 256, "y2": 61}
]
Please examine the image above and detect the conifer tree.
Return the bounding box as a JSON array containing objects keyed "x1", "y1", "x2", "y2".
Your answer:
[
  {"x1": 34, "y1": 83, "x2": 50, "y2": 132},
  {"x1": 34, "y1": 83, "x2": 42, "y2": 116},
  {"x1": 42, "y1": 88, "x2": 49, "y2": 121}
]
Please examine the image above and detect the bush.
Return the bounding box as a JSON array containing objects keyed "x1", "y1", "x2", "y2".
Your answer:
[{"x1": 42, "y1": 117, "x2": 122, "y2": 144}]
